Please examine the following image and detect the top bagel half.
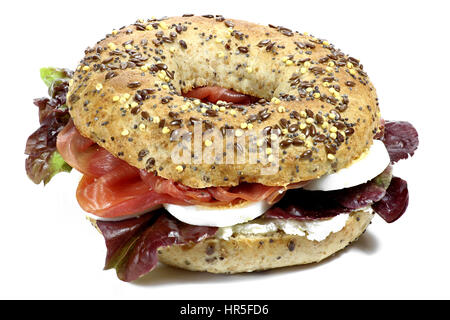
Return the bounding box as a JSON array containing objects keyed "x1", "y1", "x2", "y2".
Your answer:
[{"x1": 67, "y1": 15, "x2": 380, "y2": 188}]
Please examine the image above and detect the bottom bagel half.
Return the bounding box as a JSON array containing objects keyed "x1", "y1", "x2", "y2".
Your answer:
[{"x1": 91, "y1": 209, "x2": 372, "y2": 275}]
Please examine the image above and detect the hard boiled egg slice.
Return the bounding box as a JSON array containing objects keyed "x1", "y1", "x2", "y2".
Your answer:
[
  {"x1": 163, "y1": 201, "x2": 271, "y2": 227},
  {"x1": 303, "y1": 140, "x2": 390, "y2": 191}
]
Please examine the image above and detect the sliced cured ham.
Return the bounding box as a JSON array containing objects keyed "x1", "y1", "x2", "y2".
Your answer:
[
  {"x1": 76, "y1": 167, "x2": 186, "y2": 218},
  {"x1": 184, "y1": 86, "x2": 258, "y2": 105},
  {"x1": 57, "y1": 121, "x2": 124, "y2": 177},
  {"x1": 56, "y1": 86, "x2": 283, "y2": 219},
  {"x1": 56, "y1": 126, "x2": 285, "y2": 218}
]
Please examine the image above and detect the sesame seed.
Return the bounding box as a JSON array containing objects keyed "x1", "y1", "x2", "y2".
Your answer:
[
  {"x1": 257, "y1": 139, "x2": 264, "y2": 147},
  {"x1": 175, "y1": 165, "x2": 184, "y2": 172},
  {"x1": 158, "y1": 71, "x2": 166, "y2": 80},
  {"x1": 271, "y1": 97, "x2": 281, "y2": 104},
  {"x1": 160, "y1": 21, "x2": 168, "y2": 30},
  {"x1": 121, "y1": 129, "x2": 129, "y2": 136},
  {"x1": 277, "y1": 106, "x2": 286, "y2": 113},
  {"x1": 205, "y1": 139, "x2": 213, "y2": 147},
  {"x1": 162, "y1": 126, "x2": 170, "y2": 134}
]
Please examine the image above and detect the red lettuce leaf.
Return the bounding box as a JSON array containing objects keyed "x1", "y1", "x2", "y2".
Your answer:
[
  {"x1": 25, "y1": 68, "x2": 73, "y2": 185},
  {"x1": 264, "y1": 166, "x2": 393, "y2": 221},
  {"x1": 372, "y1": 177, "x2": 409, "y2": 223},
  {"x1": 96, "y1": 210, "x2": 217, "y2": 282},
  {"x1": 382, "y1": 121, "x2": 419, "y2": 164},
  {"x1": 96, "y1": 213, "x2": 157, "y2": 270}
]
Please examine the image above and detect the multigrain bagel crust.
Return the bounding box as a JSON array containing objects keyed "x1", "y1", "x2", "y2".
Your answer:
[
  {"x1": 89, "y1": 210, "x2": 373, "y2": 274},
  {"x1": 158, "y1": 210, "x2": 373, "y2": 273},
  {"x1": 68, "y1": 15, "x2": 380, "y2": 188}
]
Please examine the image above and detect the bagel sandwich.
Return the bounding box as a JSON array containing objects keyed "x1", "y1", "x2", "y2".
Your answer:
[{"x1": 25, "y1": 15, "x2": 419, "y2": 282}]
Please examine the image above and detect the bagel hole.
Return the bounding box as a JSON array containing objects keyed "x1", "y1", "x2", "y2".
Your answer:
[{"x1": 184, "y1": 86, "x2": 261, "y2": 105}]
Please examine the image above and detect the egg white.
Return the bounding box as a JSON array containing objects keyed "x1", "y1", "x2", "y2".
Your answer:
[
  {"x1": 163, "y1": 201, "x2": 271, "y2": 227},
  {"x1": 303, "y1": 140, "x2": 390, "y2": 191}
]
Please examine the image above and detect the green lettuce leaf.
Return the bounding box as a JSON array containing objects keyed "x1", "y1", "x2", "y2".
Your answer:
[
  {"x1": 40, "y1": 67, "x2": 71, "y2": 88},
  {"x1": 46, "y1": 151, "x2": 72, "y2": 185},
  {"x1": 373, "y1": 165, "x2": 393, "y2": 190}
]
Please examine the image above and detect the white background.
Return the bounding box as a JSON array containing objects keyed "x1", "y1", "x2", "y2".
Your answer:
[{"x1": 1, "y1": 0, "x2": 449, "y2": 299}]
